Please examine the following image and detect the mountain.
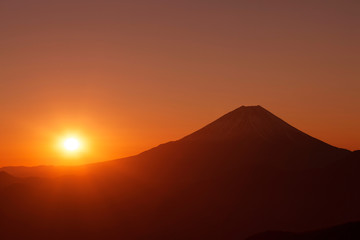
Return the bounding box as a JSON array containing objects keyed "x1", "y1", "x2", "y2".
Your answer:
[
  {"x1": 174, "y1": 105, "x2": 348, "y2": 168},
  {"x1": 0, "y1": 105, "x2": 358, "y2": 240},
  {"x1": 182, "y1": 105, "x2": 324, "y2": 143}
]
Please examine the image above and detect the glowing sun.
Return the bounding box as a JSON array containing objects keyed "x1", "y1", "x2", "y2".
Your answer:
[{"x1": 63, "y1": 137, "x2": 81, "y2": 152}]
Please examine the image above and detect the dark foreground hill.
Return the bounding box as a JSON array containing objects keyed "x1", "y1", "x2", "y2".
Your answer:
[
  {"x1": 0, "y1": 106, "x2": 359, "y2": 240},
  {"x1": 246, "y1": 221, "x2": 360, "y2": 240}
]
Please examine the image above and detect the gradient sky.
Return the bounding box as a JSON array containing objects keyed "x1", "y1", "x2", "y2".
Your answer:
[{"x1": 1, "y1": 0, "x2": 359, "y2": 166}]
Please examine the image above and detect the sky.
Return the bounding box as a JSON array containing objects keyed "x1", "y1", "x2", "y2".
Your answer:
[{"x1": 1, "y1": 0, "x2": 359, "y2": 166}]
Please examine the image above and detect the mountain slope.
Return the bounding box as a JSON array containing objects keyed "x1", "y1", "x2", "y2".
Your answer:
[{"x1": 101, "y1": 105, "x2": 349, "y2": 176}]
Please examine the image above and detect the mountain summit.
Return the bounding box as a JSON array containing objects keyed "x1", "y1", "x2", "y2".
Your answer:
[{"x1": 182, "y1": 105, "x2": 322, "y2": 145}]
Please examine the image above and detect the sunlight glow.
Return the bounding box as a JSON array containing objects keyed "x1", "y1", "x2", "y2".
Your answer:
[{"x1": 63, "y1": 137, "x2": 81, "y2": 152}]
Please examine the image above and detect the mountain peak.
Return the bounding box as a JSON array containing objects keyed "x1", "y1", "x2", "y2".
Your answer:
[
  {"x1": 235, "y1": 105, "x2": 264, "y2": 111},
  {"x1": 229, "y1": 105, "x2": 267, "y2": 116},
  {"x1": 238, "y1": 105, "x2": 263, "y2": 108},
  {"x1": 180, "y1": 105, "x2": 326, "y2": 146}
]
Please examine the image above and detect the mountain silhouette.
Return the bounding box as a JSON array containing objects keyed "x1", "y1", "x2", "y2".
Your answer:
[
  {"x1": 182, "y1": 106, "x2": 324, "y2": 143},
  {"x1": 0, "y1": 106, "x2": 358, "y2": 240}
]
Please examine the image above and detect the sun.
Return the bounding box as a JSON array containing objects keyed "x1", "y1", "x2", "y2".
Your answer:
[
  {"x1": 56, "y1": 134, "x2": 88, "y2": 163},
  {"x1": 63, "y1": 137, "x2": 81, "y2": 152}
]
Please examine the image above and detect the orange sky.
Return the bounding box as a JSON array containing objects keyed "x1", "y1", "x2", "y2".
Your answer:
[{"x1": 1, "y1": 0, "x2": 359, "y2": 166}]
